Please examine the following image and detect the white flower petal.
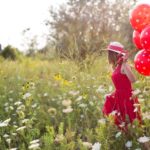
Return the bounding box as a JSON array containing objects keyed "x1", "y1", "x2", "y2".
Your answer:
[
  {"x1": 92, "y1": 142, "x2": 101, "y2": 150},
  {"x1": 125, "y1": 141, "x2": 132, "y2": 148},
  {"x1": 28, "y1": 143, "x2": 40, "y2": 149},
  {"x1": 30, "y1": 139, "x2": 40, "y2": 144},
  {"x1": 115, "y1": 132, "x2": 122, "y2": 138},
  {"x1": 137, "y1": 136, "x2": 150, "y2": 143}
]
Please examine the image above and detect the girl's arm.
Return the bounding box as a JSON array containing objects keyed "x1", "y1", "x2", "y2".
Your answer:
[{"x1": 121, "y1": 62, "x2": 136, "y2": 83}]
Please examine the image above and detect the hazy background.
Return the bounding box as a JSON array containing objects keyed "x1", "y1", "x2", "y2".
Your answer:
[
  {"x1": 0, "y1": 0, "x2": 67, "y2": 50},
  {"x1": 0, "y1": 0, "x2": 141, "y2": 61}
]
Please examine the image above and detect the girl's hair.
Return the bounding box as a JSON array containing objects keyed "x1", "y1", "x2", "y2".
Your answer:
[{"x1": 108, "y1": 50, "x2": 123, "y2": 66}]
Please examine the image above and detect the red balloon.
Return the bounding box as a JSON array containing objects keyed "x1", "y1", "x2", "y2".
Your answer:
[
  {"x1": 129, "y1": 4, "x2": 150, "y2": 32},
  {"x1": 140, "y1": 25, "x2": 150, "y2": 51},
  {"x1": 134, "y1": 49, "x2": 150, "y2": 76},
  {"x1": 133, "y1": 30, "x2": 143, "y2": 49}
]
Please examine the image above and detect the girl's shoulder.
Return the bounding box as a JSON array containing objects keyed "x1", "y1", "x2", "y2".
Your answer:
[
  {"x1": 121, "y1": 62, "x2": 136, "y2": 82},
  {"x1": 120, "y1": 62, "x2": 129, "y2": 74}
]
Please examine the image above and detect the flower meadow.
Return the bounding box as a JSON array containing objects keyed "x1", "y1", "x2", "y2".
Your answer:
[{"x1": 0, "y1": 56, "x2": 150, "y2": 150}]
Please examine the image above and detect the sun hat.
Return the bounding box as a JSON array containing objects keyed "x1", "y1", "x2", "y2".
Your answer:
[{"x1": 108, "y1": 42, "x2": 127, "y2": 55}]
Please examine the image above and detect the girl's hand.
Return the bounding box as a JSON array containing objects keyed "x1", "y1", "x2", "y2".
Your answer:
[
  {"x1": 122, "y1": 53, "x2": 129, "y2": 63},
  {"x1": 121, "y1": 63, "x2": 137, "y2": 83}
]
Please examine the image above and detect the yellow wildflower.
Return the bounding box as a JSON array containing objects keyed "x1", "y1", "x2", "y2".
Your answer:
[
  {"x1": 62, "y1": 79, "x2": 70, "y2": 86},
  {"x1": 54, "y1": 73, "x2": 63, "y2": 81}
]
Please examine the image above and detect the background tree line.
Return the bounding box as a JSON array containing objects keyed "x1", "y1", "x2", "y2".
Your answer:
[{"x1": 1, "y1": 0, "x2": 138, "y2": 63}]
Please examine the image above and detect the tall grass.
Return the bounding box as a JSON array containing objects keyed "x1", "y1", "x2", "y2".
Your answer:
[{"x1": 0, "y1": 55, "x2": 149, "y2": 150}]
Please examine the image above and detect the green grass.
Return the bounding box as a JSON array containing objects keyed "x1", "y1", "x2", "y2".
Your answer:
[{"x1": 0, "y1": 56, "x2": 149, "y2": 150}]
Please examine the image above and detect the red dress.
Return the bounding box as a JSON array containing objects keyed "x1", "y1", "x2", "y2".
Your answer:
[{"x1": 102, "y1": 63, "x2": 141, "y2": 128}]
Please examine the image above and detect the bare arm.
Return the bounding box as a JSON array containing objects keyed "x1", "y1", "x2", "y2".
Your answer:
[{"x1": 121, "y1": 63, "x2": 136, "y2": 83}]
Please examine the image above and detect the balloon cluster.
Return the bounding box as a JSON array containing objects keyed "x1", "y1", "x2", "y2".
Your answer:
[{"x1": 130, "y1": 1, "x2": 150, "y2": 76}]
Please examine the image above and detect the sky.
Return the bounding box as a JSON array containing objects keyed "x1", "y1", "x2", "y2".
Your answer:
[
  {"x1": 0, "y1": 0, "x2": 147, "y2": 51},
  {"x1": 0, "y1": 0, "x2": 67, "y2": 51}
]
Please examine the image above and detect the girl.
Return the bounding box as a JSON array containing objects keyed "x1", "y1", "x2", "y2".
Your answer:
[{"x1": 102, "y1": 41, "x2": 142, "y2": 129}]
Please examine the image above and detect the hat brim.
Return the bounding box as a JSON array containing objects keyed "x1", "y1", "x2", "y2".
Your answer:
[{"x1": 108, "y1": 49, "x2": 126, "y2": 55}]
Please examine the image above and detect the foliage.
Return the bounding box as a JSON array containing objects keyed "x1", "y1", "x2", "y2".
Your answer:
[
  {"x1": 21, "y1": 28, "x2": 39, "y2": 56},
  {"x1": 35, "y1": 44, "x2": 57, "y2": 61},
  {"x1": 0, "y1": 45, "x2": 22, "y2": 60},
  {"x1": 46, "y1": 0, "x2": 136, "y2": 63}
]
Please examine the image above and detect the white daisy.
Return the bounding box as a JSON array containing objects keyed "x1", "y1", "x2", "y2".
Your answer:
[
  {"x1": 32, "y1": 103, "x2": 37, "y2": 108},
  {"x1": 96, "y1": 86, "x2": 106, "y2": 93},
  {"x1": 3, "y1": 118, "x2": 11, "y2": 124},
  {"x1": 9, "y1": 98, "x2": 13, "y2": 102},
  {"x1": 16, "y1": 126, "x2": 26, "y2": 131},
  {"x1": 43, "y1": 93, "x2": 48, "y2": 97},
  {"x1": 23, "y1": 93, "x2": 31, "y2": 99},
  {"x1": 89, "y1": 101, "x2": 94, "y2": 106},
  {"x1": 62, "y1": 99, "x2": 72, "y2": 107},
  {"x1": 92, "y1": 142, "x2": 101, "y2": 150},
  {"x1": 12, "y1": 133, "x2": 17, "y2": 136},
  {"x1": 28, "y1": 143, "x2": 40, "y2": 149},
  {"x1": 21, "y1": 119, "x2": 29, "y2": 124},
  {"x1": 6, "y1": 138, "x2": 11, "y2": 144},
  {"x1": 0, "y1": 122, "x2": 8, "y2": 127},
  {"x1": 98, "y1": 118, "x2": 106, "y2": 124},
  {"x1": 76, "y1": 96, "x2": 83, "y2": 101},
  {"x1": 3, "y1": 134, "x2": 9, "y2": 138},
  {"x1": 30, "y1": 139, "x2": 40, "y2": 144},
  {"x1": 125, "y1": 141, "x2": 132, "y2": 148},
  {"x1": 132, "y1": 89, "x2": 141, "y2": 96},
  {"x1": 79, "y1": 103, "x2": 87, "y2": 108},
  {"x1": 14, "y1": 101, "x2": 22, "y2": 106},
  {"x1": 68, "y1": 90, "x2": 80, "y2": 96},
  {"x1": 9, "y1": 106, "x2": 14, "y2": 110},
  {"x1": 9, "y1": 148, "x2": 18, "y2": 150},
  {"x1": 0, "y1": 118, "x2": 11, "y2": 127},
  {"x1": 137, "y1": 136, "x2": 150, "y2": 143},
  {"x1": 115, "y1": 132, "x2": 122, "y2": 138},
  {"x1": 143, "y1": 113, "x2": 150, "y2": 120},
  {"x1": 62, "y1": 107, "x2": 73, "y2": 113}
]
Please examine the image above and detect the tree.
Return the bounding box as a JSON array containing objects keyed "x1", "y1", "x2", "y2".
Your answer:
[
  {"x1": 21, "y1": 28, "x2": 38, "y2": 56},
  {"x1": 1, "y1": 45, "x2": 21, "y2": 60},
  {"x1": 46, "y1": 0, "x2": 136, "y2": 63}
]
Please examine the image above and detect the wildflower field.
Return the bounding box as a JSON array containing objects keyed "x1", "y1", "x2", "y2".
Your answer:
[{"x1": 0, "y1": 55, "x2": 150, "y2": 150}]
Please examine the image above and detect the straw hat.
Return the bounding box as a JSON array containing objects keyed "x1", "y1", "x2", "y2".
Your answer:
[{"x1": 108, "y1": 42, "x2": 127, "y2": 55}]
